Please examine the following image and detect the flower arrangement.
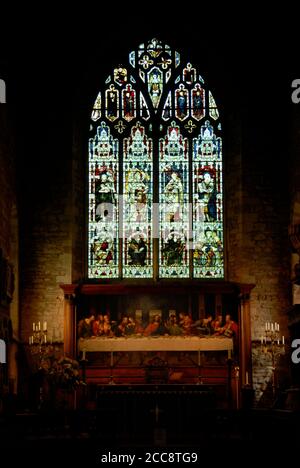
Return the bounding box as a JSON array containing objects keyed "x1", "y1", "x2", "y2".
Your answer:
[{"x1": 47, "y1": 355, "x2": 85, "y2": 390}]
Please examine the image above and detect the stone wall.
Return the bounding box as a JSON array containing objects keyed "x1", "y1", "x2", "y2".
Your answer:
[{"x1": 16, "y1": 71, "x2": 74, "y2": 344}]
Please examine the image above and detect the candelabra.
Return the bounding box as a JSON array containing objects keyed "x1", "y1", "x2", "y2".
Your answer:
[
  {"x1": 29, "y1": 321, "x2": 52, "y2": 365},
  {"x1": 29, "y1": 321, "x2": 53, "y2": 409},
  {"x1": 261, "y1": 322, "x2": 285, "y2": 398}
]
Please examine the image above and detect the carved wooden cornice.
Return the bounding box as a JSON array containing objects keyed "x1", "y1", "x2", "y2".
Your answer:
[{"x1": 59, "y1": 280, "x2": 255, "y2": 297}]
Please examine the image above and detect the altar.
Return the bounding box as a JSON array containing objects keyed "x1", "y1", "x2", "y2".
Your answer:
[
  {"x1": 78, "y1": 335, "x2": 233, "y2": 353},
  {"x1": 60, "y1": 280, "x2": 254, "y2": 407}
]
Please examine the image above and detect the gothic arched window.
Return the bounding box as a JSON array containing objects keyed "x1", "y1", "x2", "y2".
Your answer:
[{"x1": 88, "y1": 38, "x2": 223, "y2": 279}]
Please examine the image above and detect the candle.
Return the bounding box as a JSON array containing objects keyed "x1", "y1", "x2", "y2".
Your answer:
[
  {"x1": 38, "y1": 322, "x2": 41, "y2": 331},
  {"x1": 43, "y1": 321, "x2": 47, "y2": 331},
  {"x1": 33, "y1": 322, "x2": 35, "y2": 331},
  {"x1": 29, "y1": 336, "x2": 31, "y2": 345},
  {"x1": 261, "y1": 336, "x2": 263, "y2": 345},
  {"x1": 271, "y1": 323, "x2": 274, "y2": 332},
  {"x1": 82, "y1": 350, "x2": 86, "y2": 360},
  {"x1": 246, "y1": 371, "x2": 249, "y2": 385},
  {"x1": 282, "y1": 336, "x2": 285, "y2": 345},
  {"x1": 265, "y1": 322, "x2": 267, "y2": 331},
  {"x1": 44, "y1": 334, "x2": 47, "y2": 344}
]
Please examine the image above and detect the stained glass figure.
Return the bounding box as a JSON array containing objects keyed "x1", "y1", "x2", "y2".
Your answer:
[
  {"x1": 148, "y1": 67, "x2": 163, "y2": 108},
  {"x1": 191, "y1": 84, "x2": 205, "y2": 120},
  {"x1": 175, "y1": 84, "x2": 189, "y2": 120},
  {"x1": 105, "y1": 84, "x2": 119, "y2": 122},
  {"x1": 123, "y1": 123, "x2": 153, "y2": 277},
  {"x1": 159, "y1": 123, "x2": 189, "y2": 278},
  {"x1": 88, "y1": 123, "x2": 119, "y2": 278},
  {"x1": 193, "y1": 120, "x2": 223, "y2": 277},
  {"x1": 122, "y1": 84, "x2": 136, "y2": 122}
]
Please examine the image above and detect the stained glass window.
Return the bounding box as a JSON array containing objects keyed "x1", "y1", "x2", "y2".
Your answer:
[{"x1": 88, "y1": 38, "x2": 224, "y2": 279}]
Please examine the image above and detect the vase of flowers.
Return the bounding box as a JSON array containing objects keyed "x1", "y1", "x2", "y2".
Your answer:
[{"x1": 46, "y1": 355, "x2": 85, "y2": 410}]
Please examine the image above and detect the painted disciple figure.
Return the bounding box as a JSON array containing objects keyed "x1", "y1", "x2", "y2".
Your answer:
[
  {"x1": 164, "y1": 171, "x2": 183, "y2": 222},
  {"x1": 162, "y1": 229, "x2": 184, "y2": 266},
  {"x1": 215, "y1": 314, "x2": 238, "y2": 339},
  {"x1": 92, "y1": 314, "x2": 104, "y2": 336},
  {"x1": 78, "y1": 312, "x2": 95, "y2": 338},
  {"x1": 197, "y1": 172, "x2": 216, "y2": 221},
  {"x1": 144, "y1": 315, "x2": 166, "y2": 336},
  {"x1": 165, "y1": 314, "x2": 182, "y2": 336},
  {"x1": 127, "y1": 230, "x2": 147, "y2": 266}
]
